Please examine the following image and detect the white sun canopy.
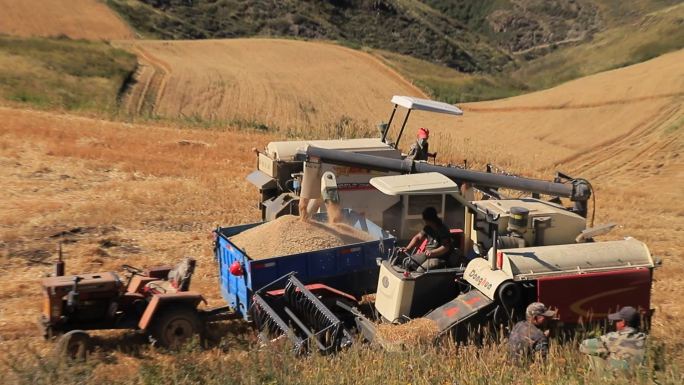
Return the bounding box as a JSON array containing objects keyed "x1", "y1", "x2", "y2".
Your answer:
[
  {"x1": 370, "y1": 172, "x2": 459, "y2": 195},
  {"x1": 391, "y1": 95, "x2": 463, "y2": 116}
]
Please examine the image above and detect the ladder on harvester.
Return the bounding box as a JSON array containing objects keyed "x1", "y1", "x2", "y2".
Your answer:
[{"x1": 250, "y1": 273, "x2": 354, "y2": 354}]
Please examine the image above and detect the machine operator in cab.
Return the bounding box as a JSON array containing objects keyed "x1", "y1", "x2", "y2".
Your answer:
[
  {"x1": 399, "y1": 207, "x2": 452, "y2": 271},
  {"x1": 406, "y1": 127, "x2": 436, "y2": 162}
]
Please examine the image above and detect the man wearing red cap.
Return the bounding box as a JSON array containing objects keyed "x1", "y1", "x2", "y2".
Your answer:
[{"x1": 407, "y1": 127, "x2": 436, "y2": 161}]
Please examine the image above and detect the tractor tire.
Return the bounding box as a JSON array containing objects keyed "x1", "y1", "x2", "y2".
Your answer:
[
  {"x1": 150, "y1": 307, "x2": 202, "y2": 350},
  {"x1": 54, "y1": 330, "x2": 91, "y2": 361}
]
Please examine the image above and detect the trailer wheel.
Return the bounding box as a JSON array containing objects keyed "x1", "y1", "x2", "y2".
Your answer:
[
  {"x1": 150, "y1": 307, "x2": 202, "y2": 349},
  {"x1": 55, "y1": 330, "x2": 91, "y2": 361}
]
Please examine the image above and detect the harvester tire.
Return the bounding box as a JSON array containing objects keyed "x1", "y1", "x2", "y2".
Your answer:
[
  {"x1": 497, "y1": 281, "x2": 522, "y2": 309},
  {"x1": 150, "y1": 307, "x2": 202, "y2": 350},
  {"x1": 55, "y1": 330, "x2": 91, "y2": 361}
]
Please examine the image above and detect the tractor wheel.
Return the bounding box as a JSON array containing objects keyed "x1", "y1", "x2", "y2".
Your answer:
[
  {"x1": 54, "y1": 330, "x2": 91, "y2": 361},
  {"x1": 150, "y1": 307, "x2": 202, "y2": 350}
]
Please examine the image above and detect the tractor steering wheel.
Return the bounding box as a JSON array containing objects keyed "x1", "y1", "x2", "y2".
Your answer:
[
  {"x1": 393, "y1": 248, "x2": 421, "y2": 271},
  {"x1": 122, "y1": 264, "x2": 144, "y2": 276}
]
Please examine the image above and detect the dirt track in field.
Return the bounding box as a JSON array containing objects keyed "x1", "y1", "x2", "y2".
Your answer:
[
  {"x1": 116, "y1": 39, "x2": 425, "y2": 131},
  {"x1": 0, "y1": 0, "x2": 135, "y2": 40}
]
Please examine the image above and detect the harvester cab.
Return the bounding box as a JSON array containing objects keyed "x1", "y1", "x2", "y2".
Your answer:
[{"x1": 367, "y1": 172, "x2": 541, "y2": 322}]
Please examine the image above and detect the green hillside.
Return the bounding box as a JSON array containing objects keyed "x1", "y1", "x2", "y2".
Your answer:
[
  {"x1": 0, "y1": 36, "x2": 136, "y2": 112},
  {"x1": 107, "y1": 0, "x2": 517, "y2": 72}
]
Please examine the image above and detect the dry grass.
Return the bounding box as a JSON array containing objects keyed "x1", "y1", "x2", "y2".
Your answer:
[
  {"x1": 0, "y1": 0, "x2": 134, "y2": 40},
  {"x1": 114, "y1": 39, "x2": 424, "y2": 135},
  {"x1": 3, "y1": 337, "x2": 681, "y2": 385}
]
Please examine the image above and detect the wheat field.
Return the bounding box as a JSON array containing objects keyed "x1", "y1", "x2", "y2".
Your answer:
[
  {"x1": 0, "y1": 0, "x2": 134, "y2": 40},
  {"x1": 116, "y1": 38, "x2": 426, "y2": 133}
]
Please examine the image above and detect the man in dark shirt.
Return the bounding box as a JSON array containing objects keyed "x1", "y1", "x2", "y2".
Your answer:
[
  {"x1": 508, "y1": 302, "x2": 556, "y2": 363},
  {"x1": 400, "y1": 207, "x2": 452, "y2": 272}
]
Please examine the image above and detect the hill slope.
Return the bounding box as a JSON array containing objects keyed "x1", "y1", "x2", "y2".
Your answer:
[
  {"x1": 0, "y1": 0, "x2": 135, "y2": 40},
  {"x1": 117, "y1": 38, "x2": 426, "y2": 134},
  {"x1": 407, "y1": 49, "x2": 683, "y2": 172},
  {"x1": 108, "y1": 0, "x2": 514, "y2": 72}
]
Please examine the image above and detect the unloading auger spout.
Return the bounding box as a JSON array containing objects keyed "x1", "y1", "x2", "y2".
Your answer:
[{"x1": 296, "y1": 146, "x2": 591, "y2": 217}]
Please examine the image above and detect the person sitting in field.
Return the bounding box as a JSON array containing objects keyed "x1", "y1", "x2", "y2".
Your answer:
[
  {"x1": 399, "y1": 207, "x2": 452, "y2": 272},
  {"x1": 508, "y1": 302, "x2": 556, "y2": 364},
  {"x1": 580, "y1": 306, "x2": 647, "y2": 375}
]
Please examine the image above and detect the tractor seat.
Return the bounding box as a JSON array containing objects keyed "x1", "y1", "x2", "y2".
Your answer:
[{"x1": 144, "y1": 257, "x2": 196, "y2": 294}]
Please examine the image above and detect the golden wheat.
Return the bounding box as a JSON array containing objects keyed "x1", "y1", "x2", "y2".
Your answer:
[{"x1": 0, "y1": 0, "x2": 134, "y2": 40}]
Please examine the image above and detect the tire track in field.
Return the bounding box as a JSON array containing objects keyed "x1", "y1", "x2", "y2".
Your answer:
[
  {"x1": 563, "y1": 100, "x2": 683, "y2": 181},
  {"x1": 121, "y1": 46, "x2": 172, "y2": 116}
]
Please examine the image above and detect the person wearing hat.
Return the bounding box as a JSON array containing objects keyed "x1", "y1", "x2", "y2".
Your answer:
[
  {"x1": 580, "y1": 306, "x2": 647, "y2": 374},
  {"x1": 406, "y1": 127, "x2": 436, "y2": 162},
  {"x1": 508, "y1": 302, "x2": 556, "y2": 362}
]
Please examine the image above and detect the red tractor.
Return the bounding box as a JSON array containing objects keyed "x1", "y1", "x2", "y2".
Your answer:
[{"x1": 41, "y1": 257, "x2": 207, "y2": 359}]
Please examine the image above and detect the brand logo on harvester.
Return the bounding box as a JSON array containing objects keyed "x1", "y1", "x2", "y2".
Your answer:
[{"x1": 468, "y1": 269, "x2": 493, "y2": 291}]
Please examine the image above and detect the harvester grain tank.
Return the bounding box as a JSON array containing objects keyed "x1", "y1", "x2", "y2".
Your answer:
[{"x1": 426, "y1": 238, "x2": 655, "y2": 337}]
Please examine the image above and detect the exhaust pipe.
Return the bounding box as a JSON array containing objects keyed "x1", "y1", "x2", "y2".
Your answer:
[{"x1": 55, "y1": 243, "x2": 65, "y2": 277}]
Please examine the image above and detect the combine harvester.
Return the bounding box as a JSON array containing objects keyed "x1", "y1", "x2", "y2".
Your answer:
[{"x1": 218, "y1": 95, "x2": 657, "y2": 351}]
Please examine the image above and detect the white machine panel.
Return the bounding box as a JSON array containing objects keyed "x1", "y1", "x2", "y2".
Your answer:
[{"x1": 501, "y1": 238, "x2": 654, "y2": 280}]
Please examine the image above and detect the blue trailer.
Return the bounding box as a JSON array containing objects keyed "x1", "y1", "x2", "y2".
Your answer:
[{"x1": 214, "y1": 211, "x2": 395, "y2": 320}]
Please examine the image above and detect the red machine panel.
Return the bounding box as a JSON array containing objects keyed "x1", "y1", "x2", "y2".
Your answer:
[{"x1": 537, "y1": 268, "x2": 652, "y2": 324}]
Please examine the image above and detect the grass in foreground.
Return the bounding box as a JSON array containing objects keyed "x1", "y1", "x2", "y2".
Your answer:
[
  {"x1": 3, "y1": 336, "x2": 682, "y2": 385},
  {"x1": 0, "y1": 35, "x2": 136, "y2": 112}
]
